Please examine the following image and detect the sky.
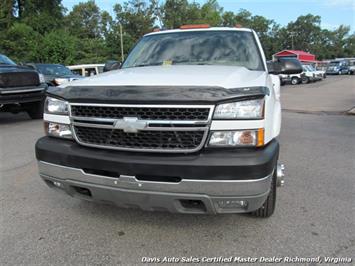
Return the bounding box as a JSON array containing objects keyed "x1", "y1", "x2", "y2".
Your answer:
[{"x1": 62, "y1": 0, "x2": 355, "y2": 31}]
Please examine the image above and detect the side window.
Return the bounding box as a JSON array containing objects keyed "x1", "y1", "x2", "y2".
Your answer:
[
  {"x1": 85, "y1": 68, "x2": 96, "y2": 77},
  {"x1": 71, "y1": 69, "x2": 82, "y2": 76}
]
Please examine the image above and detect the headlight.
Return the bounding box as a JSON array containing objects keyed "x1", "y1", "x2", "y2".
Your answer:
[
  {"x1": 39, "y1": 73, "x2": 45, "y2": 83},
  {"x1": 214, "y1": 99, "x2": 264, "y2": 119},
  {"x1": 44, "y1": 97, "x2": 68, "y2": 115},
  {"x1": 53, "y1": 78, "x2": 69, "y2": 86},
  {"x1": 45, "y1": 122, "x2": 72, "y2": 139},
  {"x1": 208, "y1": 129, "x2": 264, "y2": 147}
]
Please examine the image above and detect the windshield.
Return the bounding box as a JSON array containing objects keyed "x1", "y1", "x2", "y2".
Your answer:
[
  {"x1": 302, "y1": 65, "x2": 309, "y2": 72},
  {"x1": 305, "y1": 65, "x2": 315, "y2": 71},
  {"x1": 36, "y1": 64, "x2": 73, "y2": 76},
  {"x1": 0, "y1": 54, "x2": 16, "y2": 65},
  {"x1": 122, "y1": 31, "x2": 264, "y2": 71},
  {"x1": 328, "y1": 62, "x2": 340, "y2": 67}
]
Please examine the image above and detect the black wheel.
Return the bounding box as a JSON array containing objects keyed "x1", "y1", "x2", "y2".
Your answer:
[
  {"x1": 25, "y1": 101, "x2": 44, "y2": 119},
  {"x1": 250, "y1": 168, "x2": 277, "y2": 218},
  {"x1": 291, "y1": 77, "x2": 299, "y2": 85},
  {"x1": 301, "y1": 76, "x2": 309, "y2": 84}
]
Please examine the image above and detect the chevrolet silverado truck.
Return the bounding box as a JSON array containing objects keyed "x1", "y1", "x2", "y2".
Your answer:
[
  {"x1": 35, "y1": 26, "x2": 301, "y2": 217},
  {"x1": 0, "y1": 54, "x2": 47, "y2": 119}
]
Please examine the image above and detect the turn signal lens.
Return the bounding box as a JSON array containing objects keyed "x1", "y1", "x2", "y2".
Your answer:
[
  {"x1": 257, "y1": 128, "x2": 264, "y2": 147},
  {"x1": 208, "y1": 129, "x2": 264, "y2": 147}
]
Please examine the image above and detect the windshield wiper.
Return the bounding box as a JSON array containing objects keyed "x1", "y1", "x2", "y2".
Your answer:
[{"x1": 131, "y1": 62, "x2": 163, "y2": 68}]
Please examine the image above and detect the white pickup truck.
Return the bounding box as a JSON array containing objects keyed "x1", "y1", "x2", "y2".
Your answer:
[{"x1": 36, "y1": 26, "x2": 301, "y2": 217}]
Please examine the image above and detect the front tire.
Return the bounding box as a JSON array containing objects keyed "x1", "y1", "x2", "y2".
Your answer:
[
  {"x1": 250, "y1": 168, "x2": 277, "y2": 218},
  {"x1": 25, "y1": 101, "x2": 44, "y2": 119},
  {"x1": 301, "y1": 76, "x2": 309, "y2": 84},
  {"x1": 291, "y1": 77, "x2": 299, "y2": 85}
]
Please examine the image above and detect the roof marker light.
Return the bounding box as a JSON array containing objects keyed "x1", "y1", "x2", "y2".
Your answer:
[{"x1": 180, "y1": 24, "x2": 210, "y2": 29}]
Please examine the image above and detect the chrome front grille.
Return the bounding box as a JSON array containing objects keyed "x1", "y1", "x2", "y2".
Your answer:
[
  {"x1": 71, "y1": 105, "x2": 210, "y2": 121},
  {"x1": 74, "y1": 126, "x2": 206, "y2": 150},
  {"x1": 69, "y1": 104, "x2": 214, "y2": 153}
]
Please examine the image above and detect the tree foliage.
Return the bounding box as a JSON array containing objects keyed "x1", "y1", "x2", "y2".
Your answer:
[{"x1": 0, "y1": 0, "x2": 353, "y2": 64}]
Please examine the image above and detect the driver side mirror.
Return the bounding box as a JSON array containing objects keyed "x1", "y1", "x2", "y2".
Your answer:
[
  {"x1": 268, "y1": 58, "x2": 302, "y2": 75},
  {"x1": 103, "y1": 60, "x2": 121, "y2": 72}
]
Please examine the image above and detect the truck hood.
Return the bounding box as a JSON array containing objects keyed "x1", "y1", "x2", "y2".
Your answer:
[
  {"x1": 50, "y1": 65, "x2": 269, "y2": 104},
  {"x1": 0, "y1": 64, "x2": 36, "y2": 74},
  {"x1": 62, "y1": 65, "x2": 267, "y2": 88}
]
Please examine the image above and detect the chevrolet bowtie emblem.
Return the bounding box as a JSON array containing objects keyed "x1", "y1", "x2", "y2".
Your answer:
[{"x1": 113, "y1": 117, "x2": 148, "y2": 133}]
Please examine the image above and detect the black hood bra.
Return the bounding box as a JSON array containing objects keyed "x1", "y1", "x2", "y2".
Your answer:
[{"x1": 47, "y1": 85, "x2": 269, "y2": 104}]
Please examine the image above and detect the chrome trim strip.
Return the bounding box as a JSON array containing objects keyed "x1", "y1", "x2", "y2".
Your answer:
[
  {"x1": 211, "y1": 120, "x2": 265, "y2": 130},
  {"x1": 71, "y1": 116, "x2": 210, "y2": 125},
  {"x1": 72, "y1": 121, "x2": 208, "y2": 131},
  {"x1": 38, "y1": 160, "x2": 272, "y2": 196},
  {"x1": 70, "y1": 103, "x2": 214, "y2": 108},
  {"x1": 44, "y1": 114, "x2": 71, "y2": 124},
  {"x1": 0, "y1": 88, "x2": 44, "y2": 94}
]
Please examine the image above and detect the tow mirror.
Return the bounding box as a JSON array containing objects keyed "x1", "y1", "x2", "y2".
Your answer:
[
  {"x1": 268, "y1": 58, "x2": 302, "y2": 75},
  {"x1": 103, "y1": 60, "x2": 121, "y2": 72}
]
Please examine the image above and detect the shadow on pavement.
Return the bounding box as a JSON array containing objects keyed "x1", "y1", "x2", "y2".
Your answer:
[{"x1": 0, "y1": 112, "x2": 33, "y2": 124}]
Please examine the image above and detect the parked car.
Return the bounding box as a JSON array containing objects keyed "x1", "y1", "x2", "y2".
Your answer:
[
  {"x1": 315, "y1": 65, "x2": 327, "y2": 78},
  {"x1": 348, "y1": 60, "x2": 355, "y2": 75},
  {"x1": 279, "y1": 64, "x2": 315, "y2": 85},
  {"x1": 0, "y1": 54, "x2": 47, "y2": 119},
  {"x1": 26, "y1": 63, "x2": 83, "y2": 86},
  {"x1": 326, "y1": 60, "x2": 350, "y2": 75},
  {"x1": 304, "y1": 64, "x2": 323, "y2": 81},
  {"x1": 36, "y1": 26, "x2": 302, "y2": 218},
  {"x1": 300, "y1": 65, "x2": 317, "y2": 83},
  {"x1": 279, "y1": 72, "x2": 303, "y2": 85},
  {"x1": 67, "y1": 64, "x2": 104, "y2": 77}
]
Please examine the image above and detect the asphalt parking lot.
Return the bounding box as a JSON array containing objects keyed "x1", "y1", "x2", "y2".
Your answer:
[{"x1": 1, "y1": 75, "x2": 354, "y2": 265}]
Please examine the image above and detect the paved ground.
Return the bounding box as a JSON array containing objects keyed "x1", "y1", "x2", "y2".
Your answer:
[
  {"x1": 281, "y1": 75, "x2": 355, "y2": 113},
  {"x1": 1, "y1": 76, "x2": 354, "y2": 265}
]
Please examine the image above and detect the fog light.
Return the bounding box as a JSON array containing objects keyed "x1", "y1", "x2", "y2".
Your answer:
[
  {"x1": 53, "y1": 181, "x2": 62, "y2": 188},
  {"x1": 45, "y1": 122, "x2": 72, "y2": 139},
  {"x1": 216, "y1": 199, "x2": 248, "y2": 209}
]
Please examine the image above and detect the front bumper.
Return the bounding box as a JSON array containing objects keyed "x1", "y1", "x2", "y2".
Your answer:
[
  {"x1": 36, "y1": 137, "x2": 279, "y2": 214},
  {"x1": 0, "y1": 84, "x2": 46, "y2": 105}
]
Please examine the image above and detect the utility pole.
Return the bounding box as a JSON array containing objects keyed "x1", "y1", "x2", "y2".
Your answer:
[
  {"x1": 119, "y1": 24, "x2": 124, "y2": 62},
  {"x1": 290, "y1": 32, "x2": 296, "y2": 50}
]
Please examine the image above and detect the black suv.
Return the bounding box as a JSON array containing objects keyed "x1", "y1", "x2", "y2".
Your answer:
[{"x1": 0, "y1": 54, "x2": 47, "y2": 119}]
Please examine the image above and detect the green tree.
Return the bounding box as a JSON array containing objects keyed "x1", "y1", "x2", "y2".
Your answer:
[
  {"x1": 161, "y1": 0, "x2": 192, "y2": 29},
  {"x1": 114, "y1": 0, "x2": 156, "y2": 41},
  {"x1": 17, "y1": 0, "x2": 64, "y2": 34},
  {"x1": 39, "y1": 30, "x2": 78, "y2": 64},
  {"x1": 0, "y1": 0, "x2": 15, "y2": 31},
  {"x1": 285, "y1": 14, "x2": 322, "y2": 52},
  {"x1": 65, "y1": 0, "x2": 102, "y2": 39},
  {"x1": 198, "y1": 0, "x2": 223, "y2": 26},
  {"x1": 1, "y1": 22, "x2": 41, "y2": 62}
]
